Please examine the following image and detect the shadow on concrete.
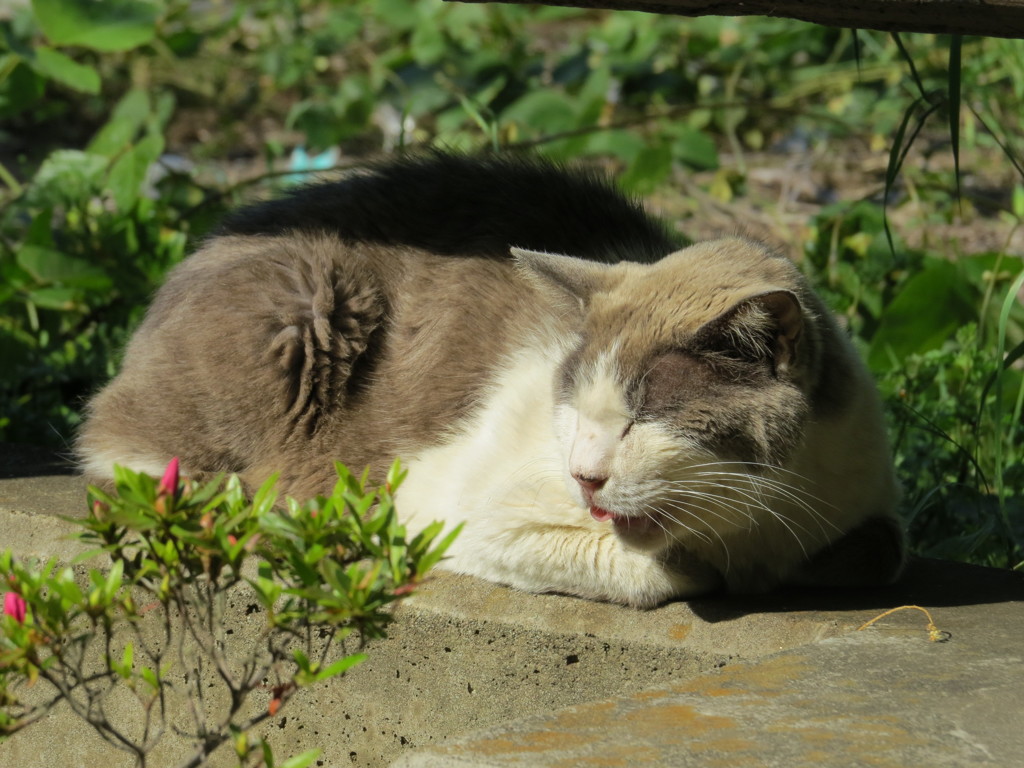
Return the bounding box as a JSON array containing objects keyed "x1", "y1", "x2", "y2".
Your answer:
[
  {"x1": 687, "y1": 557, "x2": 1024, "y2": 622},
  {"x1": 0, "y1": 443, "x2": 76, "y2": 479}
]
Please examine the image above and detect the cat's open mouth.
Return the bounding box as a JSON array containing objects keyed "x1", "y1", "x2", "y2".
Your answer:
[{"x1": 590, "y1": 505, "x2": 660, "y2": 535}]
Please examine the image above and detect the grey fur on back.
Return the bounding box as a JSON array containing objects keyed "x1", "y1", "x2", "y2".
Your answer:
[
  {"x1": 79, "y1": 154, "x2": 679, "y2": 494},
  {"x1": 78, "y1": 235, "x2": 550, "y2": 495}
]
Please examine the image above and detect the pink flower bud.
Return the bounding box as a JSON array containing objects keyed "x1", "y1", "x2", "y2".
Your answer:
[
  {"x1": 157, "y1": 457, "x2": 181, "y2": 498},
  {"x1": 4, "y1": 592, "x2": 26, "y2": 624}
]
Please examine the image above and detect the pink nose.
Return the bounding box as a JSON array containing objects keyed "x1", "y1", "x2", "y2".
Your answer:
[{"x1": 572, "y1": 472, "x2": 608, "y2": 503}]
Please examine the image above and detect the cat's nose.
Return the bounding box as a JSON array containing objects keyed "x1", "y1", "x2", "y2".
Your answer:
[{"x1": 573, "y1": 472, "x2": 608, "y2": 502}]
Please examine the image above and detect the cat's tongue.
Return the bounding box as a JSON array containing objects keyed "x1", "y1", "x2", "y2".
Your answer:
[{"x1": 591, "y1": 506, "x2": 654, "y2": 534}]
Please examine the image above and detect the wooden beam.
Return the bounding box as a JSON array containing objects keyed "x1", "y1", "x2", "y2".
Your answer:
[{"x1": 451, "y1": 0, "x2": 1024, "y2": 39}]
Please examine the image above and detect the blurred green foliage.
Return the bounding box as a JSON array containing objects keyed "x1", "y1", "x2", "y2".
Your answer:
[
  {"x1": 806, "y1": 201, "x2": 1024, "y2": 568},
  {"x1": 1, "y1": 0, "x2": 1022, "y2": 566}
]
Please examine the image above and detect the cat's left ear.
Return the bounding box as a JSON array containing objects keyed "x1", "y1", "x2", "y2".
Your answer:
[
  {"x1": 751, "y1": 290, "x2": 803, "y2": 373},
  {"x1": 698, "y1": 289, "x2": 804, "y2": 373},
  {"x1": 511, "y1": 247, "x2": 610, "y2": 306}
]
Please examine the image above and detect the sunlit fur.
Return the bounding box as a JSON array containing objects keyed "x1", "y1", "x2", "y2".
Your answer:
[
  {"x1": 399, "y1": 240, "x2": 901, "y2": 606},
  {"x1": 77, "y1": 156, "x2": 902, "y2": 608}
]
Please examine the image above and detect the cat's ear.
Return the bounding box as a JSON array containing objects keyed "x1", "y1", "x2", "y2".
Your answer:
[
  {"x1": 511, "y1": 247, "x2": 609, "y2": 305},
  {"x1": 696, "y1": 289, "x2": 803, "y2": 373}
]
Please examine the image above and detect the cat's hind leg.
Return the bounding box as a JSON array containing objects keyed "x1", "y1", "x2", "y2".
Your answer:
[{"x1": 76, "y1": 232, "x2": 384, "y2": 494}]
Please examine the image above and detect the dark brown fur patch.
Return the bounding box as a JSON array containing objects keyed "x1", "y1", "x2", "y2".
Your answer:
[{"x1": 636, "y1": 350, "x2": 806, "y2": 467}]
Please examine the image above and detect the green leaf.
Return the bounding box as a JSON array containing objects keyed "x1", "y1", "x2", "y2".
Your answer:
[
  {"x1": 891, "y1": 32, "x2": 927, "y2": 101},
  {"x1": 619, "y1": 144, "x2": 673, "y2": 195},
  {"x1": 313, "y1": 652, "x2": 367, "y2": 682},
  {"x1": 411, "y1": 23, "x2": 445, "y2": 66},
  {"x1": 501, "y1": 91, "x2": 578, "y2": 135},
  {"x1": 105, "y1": 559, "x2": 124, "y2": 597},
  {"x1": 251, "y1": 473, "x2": 280, "y2": 518},
  {"x1": 868, "y1": 261, "x2": 977, "y2": 371},
  {"x1": 107, "y1": 132, "x2": 164, "y2": 211},
  {"x1": 25, "y1": 46, "x2": 100, "y2": 94},
  {"x1": 16, "y1": 245, "x2": 110, "y2": 289},
  {"x1": 26, "y1": 287, "x2": 79, "y2": 310},
  {"x1": 140, "y1": 666, "x2": 159, "y2": 692},
  {"x1": 32, "y1": 0, "x2": 158, "y2": 52},
  {"x1": 0, "y1": 58, "x2": 45, "y2": 117},
  {"x1": 88, "y1": 89, "x2": 151, "y2": 157},
  {"x1": 114, "y1": 642, "x2": 133, "y2": 678},
  {"x1": 882, "y1": 96, "x2": 938, "y2": 255},
  {"x1": 279, "y1": 749, "x2": 321, "y2": 768},
  {"x1": 583, "y1": 129, "x2": 645, "y2": 165},
  {"x1": 248, "y1": 576, "x2": 282, "y2": 610},
  {"x1": 28, "y1": 149, "x2": 107, "y2": 206},
  {"x1": 992, "y1": 268, "x2": 1024, "y2": 498},
  {"x1": 670, "y1": 126, "x2": 719, "y2": 171},
  {"x1": 416, "y1": 523, "x2": 463, "y2": 576},
  {"x1": 373, "y1": 0, "x2": 418, "y2": 31}
]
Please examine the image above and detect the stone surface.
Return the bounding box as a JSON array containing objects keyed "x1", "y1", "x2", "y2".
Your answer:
[
  {"x1": 1, "y1": 445, "x2": 1022, "y2": 768},
  {"x1": 394, "y1": 598, "x2": 1024, "y2": 767}
]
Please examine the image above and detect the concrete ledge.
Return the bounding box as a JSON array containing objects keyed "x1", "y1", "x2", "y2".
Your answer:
[
  {"x1": 393, "y1": 601, "x2": 1024, "y2": 767},
  {"x1": 2, "y1": 446, "x2": 1022, "y2": 767}
]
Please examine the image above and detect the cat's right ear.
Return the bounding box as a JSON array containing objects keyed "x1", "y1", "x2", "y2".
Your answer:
[{"x1": 511, "y1": 247, "x2": 610, "y2": 307}]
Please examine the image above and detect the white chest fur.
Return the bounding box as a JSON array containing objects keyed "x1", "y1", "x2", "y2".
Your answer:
[
  {"x1": 395, "y1": 347, "x2": 711, "y2": 607},
  {"x1": 397, "y1": 346, "x2": 575, "y2": 546}
]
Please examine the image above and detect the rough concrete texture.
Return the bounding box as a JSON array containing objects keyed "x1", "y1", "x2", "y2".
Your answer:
[
  {"x1": 2, "y1": 444, "x2": 1023, "y2": 768},
  {"x1": 394, "y1": 597, "x2": 1024, "y2": 767}
]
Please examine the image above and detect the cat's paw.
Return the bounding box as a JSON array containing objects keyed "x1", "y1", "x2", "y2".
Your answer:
[{"x1": 586, "y1": 543, "x2": 722, "y2": 608}]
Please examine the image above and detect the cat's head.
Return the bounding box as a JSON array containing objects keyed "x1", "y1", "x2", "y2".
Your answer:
[{"x1": 513, "y1": 239, "x2": 835, "y2": 559}]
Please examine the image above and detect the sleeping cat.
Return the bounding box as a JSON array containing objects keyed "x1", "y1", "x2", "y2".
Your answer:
[{"x1": 77, "y1": 153, "x2": 904, "y2": 607}]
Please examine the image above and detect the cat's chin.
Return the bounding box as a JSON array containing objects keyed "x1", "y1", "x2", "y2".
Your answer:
[{"x1": 590, "y1": 505, "x2": 668, "y2": 552}]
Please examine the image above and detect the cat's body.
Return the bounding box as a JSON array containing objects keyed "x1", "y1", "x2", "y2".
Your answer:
[{"x1": 78, "y1": 153, "x2": 903, "y2": 607}]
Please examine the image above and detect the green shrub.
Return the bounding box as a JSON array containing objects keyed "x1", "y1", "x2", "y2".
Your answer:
[
  {"x1": 1, "y1": 458, "x2": 458, "y2": 767},
  {"x1": 805, "y1": 200, "x2": 1024, "y2": 567}
]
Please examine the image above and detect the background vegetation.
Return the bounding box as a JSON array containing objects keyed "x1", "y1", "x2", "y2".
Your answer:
[{"x1": 1, "y1": 0, "x2": 1022, "y2": 568}]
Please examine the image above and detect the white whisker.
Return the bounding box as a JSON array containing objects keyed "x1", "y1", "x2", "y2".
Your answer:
[
  {"x1": 648, "y1": 500, "x2": 729, "y2": 571},
  {"x1": 662, "y1": 490, "x2": 755, "y2": 528},
  {"x1": 650, "y1": 458, "x2": 843, "y2": 555}
]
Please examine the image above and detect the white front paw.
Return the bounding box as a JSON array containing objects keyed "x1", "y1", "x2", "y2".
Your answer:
[{"x1": 589, "y1": 544, "x2": 723, "y2": 608}]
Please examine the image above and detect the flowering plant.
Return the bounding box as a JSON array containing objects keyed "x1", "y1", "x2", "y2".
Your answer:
[{"x1": 0, "y1": 459, "x2": 457, "y2": 768}]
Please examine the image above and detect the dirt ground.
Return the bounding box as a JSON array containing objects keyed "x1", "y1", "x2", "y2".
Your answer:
[{"x1": 652, "y1": 141, "x2": 1024, "y2": 260}]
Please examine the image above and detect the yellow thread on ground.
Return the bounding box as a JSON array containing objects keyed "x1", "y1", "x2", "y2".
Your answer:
[{"x1": 857, "y1": 605, "x2": 950, "y2": 642}]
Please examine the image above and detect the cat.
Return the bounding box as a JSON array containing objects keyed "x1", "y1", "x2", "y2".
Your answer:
[{"x1": 77, "y1": 152, "x2": 904, "y2": 608}]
